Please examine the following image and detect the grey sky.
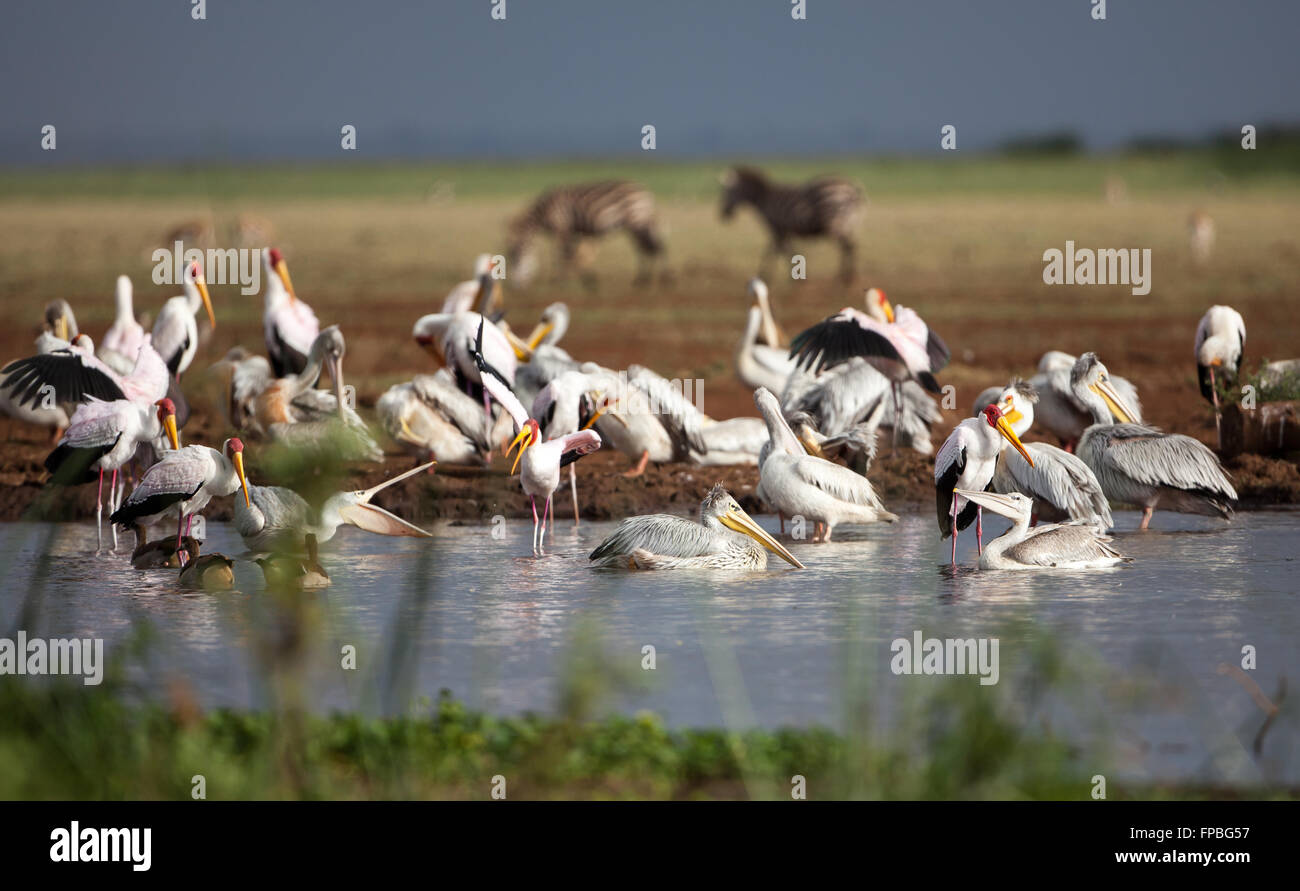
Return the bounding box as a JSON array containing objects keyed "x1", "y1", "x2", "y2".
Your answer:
[{"x1": 2, "y1": 0, "x2": 1297, "y2": 163}]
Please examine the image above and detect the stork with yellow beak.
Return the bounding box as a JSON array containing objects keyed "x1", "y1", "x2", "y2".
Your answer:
[
  {"x1": 152, "y1": 260, "x2": 216, "y2": 378},
  {"x1": 934, "y1": 403, "x2": 1035, "y2": 565},
  {"x1": 263, "y1": 247, "x2": 321, "y2": 378}
]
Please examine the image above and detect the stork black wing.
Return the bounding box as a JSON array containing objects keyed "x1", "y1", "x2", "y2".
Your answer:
[
  {"x1": 44, "y1": 435, "x2": 121, "y2": 486},
  {"x1": 789, "y1": 318, "x2": 901, "y2": 373},
  {"x1": 268, "y1": 327, "x2": 307, "y2": 379},
  {"x1": 1, "y1": 351, "x2": 125, "y2": 408},
  {"x1": 110, "y1": 481, "x2": 203, "y2": 527},
  {"x1": 469, "y1": 318, "x2": 512, "y2": 392},
  {"x1": 925, "y1": 328, "x2": 951, "y2": 374},
  {"x1": 935, "y1": 445, "x2": 979, "y2": 538}
]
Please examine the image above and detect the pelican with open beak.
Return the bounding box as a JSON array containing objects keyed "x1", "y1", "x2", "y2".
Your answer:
[{"x1": 590, "y1": 483, "x2": 805, "y2": 570}]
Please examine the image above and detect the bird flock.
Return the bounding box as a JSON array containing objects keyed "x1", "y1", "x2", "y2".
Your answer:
[{"x1": 0, "y1": 239, "x2": 1278, "y2": 583}]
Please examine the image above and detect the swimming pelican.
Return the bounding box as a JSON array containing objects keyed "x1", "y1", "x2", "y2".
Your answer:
[
  {"x1": 1070, "y1": 353, "x2": 1236, "y2": 529},
  {"x1": 789, "y1": 288, "x2": 949, "y2": 447},
  {"x1": 1194, "y1": 305, "x2": 1246, "y2": 446},
  {"x1": 233, "y1": 461, "x2": 433, "y2": 553},
  {"x1": 152, "y1": 260, "x2": 215, "y2": 378},
  {"x1": 934, "y1": 404, "x2": 1034, "y2": 565},
  {"x1": 98, "y1": 276, "x2": 147, "y2": 376},
  {"x1": 111, "y1": 437, "x2": 252, "y2": 565},
  {"x1": 980, "y1": 380, "x2": 1112, "y2": 531},
  {"x1": 589, "y1": 483, "x2": 804, "y2": 570},
  {"x1": 1029, "y1": 351, "x2": 1142, "y2": 451},
  {"x1": 45, "y1": 397, "x2": 180, "y2": 552},
  {"x1": 754, "y1": 387, "x2": 896, "y2": 541},
  {"x1": 471, "y1": 320, "x2": 602, "y2": 553},
  {"x1": 953, "y1": 489, "x2": 1127, "y2": 571},
  {"x1": 262, "y1": 247, "x2": 320, "y2": 377},
  {"x1": 735, "y1": 279, "x2": 796, "y2": 393}
]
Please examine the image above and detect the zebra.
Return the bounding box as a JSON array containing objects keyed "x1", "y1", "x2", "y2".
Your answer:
[
  {"x1": 506, "y1": 180, "x2": 669, "y2": 288},
  {"x1": 719, "y1": 166, "x2": 865, "y2": 282}
]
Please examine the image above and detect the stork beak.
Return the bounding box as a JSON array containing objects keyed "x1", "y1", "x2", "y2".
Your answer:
[
  {"x1": 487, "y1": 279, "x2": 504, "y2": 316},
  {"x1": 196, "y1": 276, "x2": 216, "y2": 329},
  {"x1": 1089, "y1": 379, "x2": 1136, "y2": 424},
  {"x1": 503, "y1": 327, "x2": 534, "y2": 361},
  {"x1": 720, "y1": 506, "x2": 805, "y2": 569},
  {"x1": 582, "y1": 392, "x2": 610, "y2": 431},
  {"x1": 162, "y1": 412, "x2": 180, "y2": 450},
  {"x1": 525, "y1": 321, "x2": 554, "y2": 350},
  {"x1": 993, "y1": 414, "x2": 1034, "y2": 466},
  {"x1": 232, "y1": 451, "x2": 251, "y2": 507},
  {"x1": 55, "y1": 315, "x2": 69, "y2": 342},
  {"x1": 274, "y1": 259, "x2": 297, "y2": 303},
  {"x1": 881, "y1": 295, "x2": 895, "y2": 324},
  {"x1": 506, "y1": 426, "x2": 532, "y2": 474}
]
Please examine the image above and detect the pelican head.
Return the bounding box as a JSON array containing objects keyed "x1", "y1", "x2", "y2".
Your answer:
[
  {"x1": 185, "y1": 260, "x2": 216, "y2": 329},
  {"x1": 700, "y1": 483, "x2": 805, "y2": 569},
  {"x1": 525, "y1": 302, "x2": 568, "y2": 350},
  {"x1": 994, "y1": 377, "x2": 1038, "y2": 435},
  {"x1": 314, "y1": 325, "x2": 347, "y2": 408},
  {"x1": 412, "y1": 314, "x2": 450, "y2": 363},
  {"x1": 1071, "y1": 352, "x2": 1137, "y2": 424},
  {"x1": 953, "y1": 488, "x2": 1033, "y2": 525},
  {"x1": 506, "y1": 418, "x2": 541, "y2": 475},
  {"x1": 155, "y1": 398, "x2": 180, "y2": 450},
  {"x1": 865, "y1": 287, "x2": 894, "y2": 324},
  {"x1": 982, "y1": 404, "x2": 1035, "y2": 466},
  {"x1": 43, "y1": 299, "x2": 78, "y2": 343},
  {"x1": 223, "y1": 437, "x2": 252, "y2": 508},
  {"x1": 328, "y1": 461, "x2": 434, "y2": 537},
  {"x1": 266, "y1": 247, "x2": 297, "y2": 303}
]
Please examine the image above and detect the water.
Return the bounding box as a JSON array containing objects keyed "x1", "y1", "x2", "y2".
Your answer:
[{"x1": 1, "y1": 509, "x2": 1296, "y2": 787}]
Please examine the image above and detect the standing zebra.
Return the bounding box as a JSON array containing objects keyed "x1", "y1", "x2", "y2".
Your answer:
[
  {"x1": 719, "y1": 166, "x2": 865, "y2": 282},
  {"x1": 506, "y1": 180, "x2": 668, "y2": 287}
]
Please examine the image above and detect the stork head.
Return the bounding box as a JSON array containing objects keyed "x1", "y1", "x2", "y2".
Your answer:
[
  {"x1": 982, "y1": 404, "x2": 1034, "y2": 466},
  {"x1": 865, "y1": 287, "x2": 894, "y2": 324},
  {"x1": 506, "y1": 418, "x2": 541, "y2": 475},
  {"x1": 185, "y1": 260, "x2": 216, "y2": 329},
  {"x1": 155, "y1": 398, "x2": 180, "y2": 450},
  {"x1": 265, "y1": 247, "x2": 296, "y2": 302},
  {"x1": 223, "y1": 437, "x2": 251, "y2": 507}
]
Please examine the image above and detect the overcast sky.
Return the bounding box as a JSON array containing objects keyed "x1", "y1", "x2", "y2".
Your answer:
[{"x1": 2, "y1": 0, "x2": 1297, "y2": 163}]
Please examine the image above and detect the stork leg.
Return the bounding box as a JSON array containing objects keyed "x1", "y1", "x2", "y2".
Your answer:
[
  {"x1": 976, "y1": 506, "x2": 983, "y2": 555},
  {"x1": 1139, "y1": 506, "x2": 1153, "y2": 531},
  {"x1": 530, "y1": 496, "x2": 539, "y2": 555},
  {"x1": 569, "y1": 465, "x2": 580, "y2": 526},
  {"x1": 891, "y1": 382, "x2": 902, "y2": 452},
  {"x1": 94, "y1": 467, "x2": 104, "y2": 554},
  {"x1": 109, "y1": 468, "x2": 119, "y2": 552},
  {"x1": 543, "y1": 493, "x2": 553, "y2": 546},
  {"x1": 622, "y1": 449, "x2": 650, "y2": 478},
  {"x1": 1210, "y1": 366, "x2": 1222, "y2": 450},
  {"x1": 176, "y1": 511, "x2": 188, "y2": 567},
  {"x1": 950, "y1": 494, "x2": 958, "y2": 566},
  {"x1": 779, "y1": 513, "x2": 785, "y2": 536}
]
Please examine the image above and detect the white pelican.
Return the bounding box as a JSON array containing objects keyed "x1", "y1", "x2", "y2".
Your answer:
[
  {"x1": 954, "y1": 490, "x2": 1127, "y2": 571},
  {"x1": 1070, "y1": 353, "x2": 1236, "y2": 530},
  {"x1": 472, "y1": 321, "x2": 602, "y2": 554},
  {"x1": 1194, "y1": 305, "x2": 1246, "y2": 445},
  {"x1": 210, "y1": 346, "x2": 272, "y2": 432},
  {"x1": 152, "y1": 260, "x2": 215, "y2": 378},
  {"x1": 412, "y1": 310, "x2": 526, "y2": 409},
  {"x1": 784, "y1": 359, "x2": 939, "y2": 455},
  {"x1": 233, "y1": 461, "x2": 434, "y2": 553},
  {"x1": 510, "y1": 302, "x2": 578, "y2": 409},
  {"x1": 1029, "y1": 350, "x2": 1141, "y2": 451},
  {"x1": 980, "y1": 380, "x2": 1112, "y2": 531},
  {"x1": 441, "y1": 255, "x2": 503, "y2": 316},
  {"x1": 0, "y1": 301, "x2": 80, "y2": 439},
  {"x1": 376, "y1": 376, "x2": 484, "y2": 465},
  {"x1": 111, "y1": 437, "x2": 252, "y2": 564},
  {"x1": 263, "y1": 248, "x2": 320, "y2": 377},
  {"x1": 98, "y1": 276, "x2": 147, "y2": 376},
  {"x1": 754, "y1": 387, "x2": 896, "y2": 541},
  {"x1": 789, "y1": 288, "x2": 949, "y2": 447},
  {"x1": 735, "y1": 279, "x2": 796, "y2": 393},
  {"x1": 45, "y1": 397, "x2": 180, "y2": 551},
  {"x1": 589, "y1": 483, "x2": 804, "y2": 570},
  {"x1": 934, "y1": 404, "x2": 1035, "y2": 565}
]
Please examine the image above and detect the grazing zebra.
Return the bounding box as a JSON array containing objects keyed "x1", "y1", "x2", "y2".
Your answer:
[
  {"x1": 506, "y1": 180, "x2": 668, "y2": 287},
  {"x1": 719, "y1": 166, "x2": 865, "y2": 282}
]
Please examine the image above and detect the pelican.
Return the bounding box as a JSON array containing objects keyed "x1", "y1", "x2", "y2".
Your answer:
[
  {"x1": 1070, "y1": 353, "x2": 1236, "y2": 529},
  {"x1": 110, "y1": 437, "x2": 252, "y2": 565},
  {"x1": 210, "y1": 346, "x2": 272, "y2": 432},
  {"x1": 954, "y1": 490, "x2": 1127, "y2": 571},
  {"x1": 1029, "y1": 351, "x2": 1141, "y2": 451},
  {"x1": 754, "y1": 387, "x2": 896, "y2": 541},
  {"x1": 0, "y1": 301, "x2": 80, "y2": 439},
  {"x1": 785, "y1": 359, "x2": 940, "y2": 455},
  {"x1": 789, "y1": 288, "x2": 949, "y2": 447},
  {"x1": 590, "y1": 483, "x2": 805, "y2": 570},
  {"x1": 735, "y1": 279, "x2": 796, "y2": 393},
  {"x1": 98, "y1": 276, "x2": 147, "y2": 376},
  {"x1": 441, "y1": 254, "x2": 504, "y2": 316},
  {"x1": 470, "y1": 321, "x2": 602, "y2": 554},
  {"x1": 980, "y1": 380, "x2": 1112, "y2": 531},
  {"x1": 1195, "y1": 305, "x2": 1246, "y2": 446},
  {"x1": 152, "y1": 260, "x2": 215, "y2": 378},
  {"x1": 263, "y1": 247, "x2": 321, "y2": 377},
  {"x1": 376, "y1": 378, "x2": 484, "y2": 465},
  {"x1": 178, "y1": 547, "x2": 236, "y2": 591},
  {"x1": 412, "y1": 309, "x2": 527, "y2": 409},
  {"x1": 256, "y1": 533, "x2": 331, "y2": 590},
  {"x1": 934, "y1": 404, "x2": 1035, "y2": 565},
  {"x1": 45, "y1": 397, "x2": 180, "y2": 552},
  {"x1": 233, "y1": 461, "x2": 433, "y2": 553}
]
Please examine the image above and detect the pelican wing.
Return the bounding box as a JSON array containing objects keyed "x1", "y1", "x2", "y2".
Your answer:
[
  {"x1": 790, "y1": 455, "x2": 887, "y2": 509},
  {"x1": 628, "y1": 365, "x2": 707, "y2": 454},
  {"x1": 412, "y1": 371, "x2": 492, "y2": 438},
  {"x1": 1092, "y1": 424, "x2": 1237, "y2": 501},
  {"x1": 789, "y1": 317, "x2": 900, "y2": 374},
  {"x1": 995, "y1": 443, "x2": 1112, "y2": 529},
  {"x1": 1003, "y1": 524, "x2": 1123, "y2": 567},
  {"x1": 250, "y1": 484, "x2": 313, "y2": 533},
  {"x1": 1, "y1": 349, "x2": 126, "y2": 408},
  {"x1": 590, "y1": 515, "x2": 720, "y2": 561}
]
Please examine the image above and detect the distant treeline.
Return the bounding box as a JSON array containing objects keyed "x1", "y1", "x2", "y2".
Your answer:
[{"x1": 1001, "y1": 124, "x2": 1300, "y2": 173}]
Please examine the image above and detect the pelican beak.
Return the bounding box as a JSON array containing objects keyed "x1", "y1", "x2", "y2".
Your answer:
[
  {"x1": 720, "y1": 506, "x2": 805, "y2": 569},
  {"x1": 953, "y1": 488, "x2": 1019, "y2": 517},
  {"x1": 525, "y1": 321, "x2": 554, "y2": 350},
  {"x1": 487, "y1": 279, "x2": 504, "y2": 316},
  {"x1": 55, "y1": 315, "x2": 69, "y2": 342},
  {"x1": 503, "y1": 327, "x2": 534, "y2": 361},
  {"x1": 162, "y1": 412, "x2": 180, "y2": 450},
  {"x1": 582, "y1": 392, "x2": 610, "y2": 430},
  {"x1": 506, "y1": 426, "x2": 533, "y2": 475},
  {"x1": 1002, "y1": 407, "x2": 1024, "y2": 426},
  {"x1": 1089, "y1": 379, "x2": 1136, "y2": 424},
  {"x1": 798, "y1": 427, "x2": 825, "y2": 458},
  {"x1": 233, "y1": 451, "x2": 251, "y2": 507},
  {"x1": 994, "y1": 414, "x2": 1034, "y2": 466},
  {"x1": 274, "y1": 259, "x2": 297, "y2": 303},
  {"x1": 331, "y1": 356, "x2": 345, "y2": 413},
  {"x1": 414, "y1": 334, "x2": 443, "y2": 363},
  {"x1": 196, "y1": 276, "x2": 216, "y2": 329}
]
